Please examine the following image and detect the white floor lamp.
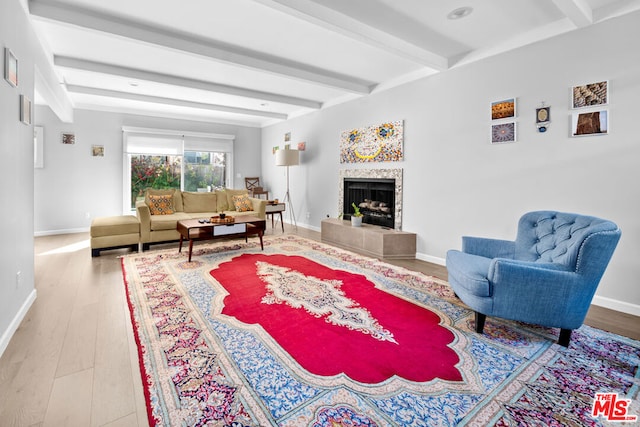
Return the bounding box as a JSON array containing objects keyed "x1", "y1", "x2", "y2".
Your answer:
[{"x1": 275, "y1": 148, "x2": 299, "y2": 229}]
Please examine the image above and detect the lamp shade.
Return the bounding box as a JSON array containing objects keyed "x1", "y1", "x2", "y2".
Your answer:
[{"x1": 275, "y1": 149, "x2": 299, "y2": 166}]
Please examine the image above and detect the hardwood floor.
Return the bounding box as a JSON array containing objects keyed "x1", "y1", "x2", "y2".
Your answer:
[{"x1": 0, "y1": 226, "x2": 637, "y2": 426}]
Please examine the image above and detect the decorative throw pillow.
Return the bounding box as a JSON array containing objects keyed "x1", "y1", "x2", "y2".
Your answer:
[
  {"x1": 226, "y1": 188, "x2": 249, "y2": 209},
  {"x1": 232, "y1": 194, "x2": 254, "y2": 212},
  {"x1": 148, "y1": 194, "x2": 174, "y2": 215},
  {"x1": 145, "y1": 188, "x2": 183, "y2": 211}
]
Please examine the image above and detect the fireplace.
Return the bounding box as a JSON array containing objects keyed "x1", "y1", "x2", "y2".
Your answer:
[
  {"x1": 343, "y1": 178, "x2": 395, "y2": 228},
  {"x1": 339, "y1": 168, "x2": 404, "y2": 230}
]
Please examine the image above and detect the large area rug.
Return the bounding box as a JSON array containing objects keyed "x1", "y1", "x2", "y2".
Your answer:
[{"x1": 121, "y1": 235, "x2": 639, "y2": 426}]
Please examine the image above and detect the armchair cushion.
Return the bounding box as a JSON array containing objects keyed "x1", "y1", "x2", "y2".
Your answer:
[{"x1": 445, "y1": 251, "x2": 492, "y2": 297}]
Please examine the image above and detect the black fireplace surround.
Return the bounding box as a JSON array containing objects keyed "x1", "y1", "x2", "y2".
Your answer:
[{"x1": 343, "y1": 178, "x2": 395, "y2": 228}]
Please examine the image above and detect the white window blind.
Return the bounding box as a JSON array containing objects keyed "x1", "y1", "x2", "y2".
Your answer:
[
  {"x1": 123, "y1": 127, "x2": 235, "y2": 154},
  {"x1": 124, "y1": 133, "x2": 183, "y2": 155},
  {"x1": 184, "y1": 135, "x2": 233, "y2": 152}
]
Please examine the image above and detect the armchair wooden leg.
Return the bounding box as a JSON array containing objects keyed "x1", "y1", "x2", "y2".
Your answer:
[
  {"x1": 475, "y1": 312, "x2": 486, "y2": 334},
  {"x1": 558, "y1": 329, "x2": 572, "y2": 347}
]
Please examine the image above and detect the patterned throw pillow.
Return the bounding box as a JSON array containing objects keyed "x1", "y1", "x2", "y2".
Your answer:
[
  {"x1": 232, "y1": 194, "x2": 254, "y2": 212},
  {"x1": 148, "y1": 194, "x2": 174, "y2": 215}
]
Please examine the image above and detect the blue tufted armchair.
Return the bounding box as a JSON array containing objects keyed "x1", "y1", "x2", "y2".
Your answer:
[{"x1": 446, "y1": 211, "x2": 621, "y2": 347}]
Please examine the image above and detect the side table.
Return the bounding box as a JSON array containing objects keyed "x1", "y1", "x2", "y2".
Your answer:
[{"x1": 265, "y1": 202, "x2": 286, "y2": 232}]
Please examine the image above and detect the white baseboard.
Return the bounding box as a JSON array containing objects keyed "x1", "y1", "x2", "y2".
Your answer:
[
  {"x1": 592, "y1": 295, "x2": 640, "y2": 317},
  {"x1": 284, "y1": 220, "x2": 320, "y2": 233},
  {"x1": 416, "y1": 252, "x2": 446, "y2": 266},
  {"x1": 0, "y1": 290, "x2": 37, "y2": 359},
  {"x1": 34, "y1": 227, "x2": 89, "y2": 237}
]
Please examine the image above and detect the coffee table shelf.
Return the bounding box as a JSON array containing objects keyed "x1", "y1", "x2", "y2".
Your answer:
[{"x1": 177, "y1": 216, "x2": 265, "y2": 261}]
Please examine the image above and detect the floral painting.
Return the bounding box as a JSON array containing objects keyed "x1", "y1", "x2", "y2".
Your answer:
[{"x1": 340, "y1": 120, "x2": 404, "y2": 163}]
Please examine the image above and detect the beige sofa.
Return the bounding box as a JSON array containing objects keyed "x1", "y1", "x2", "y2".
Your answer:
[{"x1": 136, "y1": 188, "x2": 267, "y2": 250}]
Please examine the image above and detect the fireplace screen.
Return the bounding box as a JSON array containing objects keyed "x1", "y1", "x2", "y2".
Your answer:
[{"x1": 343, "y1": 178, "x2": 395, "y2": 228}]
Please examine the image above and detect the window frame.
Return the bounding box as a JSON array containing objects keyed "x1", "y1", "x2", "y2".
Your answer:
[{"x1": 122, "y1": 127, "x2": 235, "y2": 214}]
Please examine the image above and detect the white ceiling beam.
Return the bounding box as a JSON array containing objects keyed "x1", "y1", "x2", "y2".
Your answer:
[
  {"x1": 552, "y1": 0, "x2": 593, "y2": 27},
  {"x1": 66, "y1": 85, "x2": 289, "y2": 120},
  {"x1": 73, "y1": 103, "x2": 265, "y2": 127},
  {"x1": 252, "y1": 0, "x2": 448, "y2": 71},
  {"x1": 54, "y1": 56, "x2": 322, "y2": 109},
  {"x1": 29, "y1": 0, "x2": 374, "y2": 94},
  {"x1": 593, "y1": 0, "x2": 640, "y2": 21}
]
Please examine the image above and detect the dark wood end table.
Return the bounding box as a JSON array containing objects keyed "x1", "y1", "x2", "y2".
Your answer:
[{"x1": 265, "y1": 203, "x2": 286, "y2": 232}]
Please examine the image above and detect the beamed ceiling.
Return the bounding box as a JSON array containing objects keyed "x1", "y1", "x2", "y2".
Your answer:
[{"x1": 28, "y1": 0, "x2": 640, "y2": 127}]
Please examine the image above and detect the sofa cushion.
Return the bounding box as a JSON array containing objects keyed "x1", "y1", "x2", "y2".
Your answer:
[
  {"x1": 182, "y1": 192, "x2": 217, "y2": 213},
  {"x1": 232, "y1": 194, "x2": 254, "y2": 212},
  {"x1": 215, "y1": 189, "x2": 229, "y2": 211},
  {"x1": 145, "y1": 188, "x2": 183, "y2": 211},
  {"x1": 148, "y1": 194, "x2": 175, "y2": 215},
  {"x1": 91, "y1": 215, "x2": 140, "y2": 237},
  {"x1": 150, "y1": 212, "x2": 190, "y2": 231}
]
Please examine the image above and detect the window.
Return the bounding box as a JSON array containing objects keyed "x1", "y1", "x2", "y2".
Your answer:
[
  {"x1": 123, "y1": 128, "x2": 234, "y2": 212},
  {"x1": 183, "y1": 151, "x2": 227, "y2": 191},
  {"x1": 130, "y1": 155, "x2": 182, "y2": 208}
]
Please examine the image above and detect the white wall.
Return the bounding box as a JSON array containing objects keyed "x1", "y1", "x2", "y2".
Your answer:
[
  {"x1": 261, "y1": 11, "x2": 640, "y2": 314},
  {"x1": 0, "y1": 0, "x2": 38, "y2": 355},
  {"x1": 34, "y1": 107, "x2": 262, "y2": 234}
]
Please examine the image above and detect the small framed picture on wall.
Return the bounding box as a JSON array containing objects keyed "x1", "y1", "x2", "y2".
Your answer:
[
  {"x1": 571, "y1": 110, "x2": 608, "y2": 137},
  {"x1": 20, "y1": 95, "x2": 31, "y2": 125},
  {"x1": 92, "y1": 145, "x2": 105, "y2": 156},
  {"x1": 572, "y1": 81, "x2": 608, "y2": 109},
  {"x1": 491, "y1": 122, "x2": 516, "y2": 144},
  {"x1": 4, "y1": 48, "x2": 18, "y2": 87},
  {"x1": 62, "y1": 133, "x2": 75, "y2": 145},
  {"x1": 491, "y1": 98, "x2": 516, "y2": 120}
]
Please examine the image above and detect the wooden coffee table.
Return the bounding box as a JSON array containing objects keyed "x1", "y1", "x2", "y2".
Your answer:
[{"x1": 177, "y1": 215, "x2": 266, "y2": 262}]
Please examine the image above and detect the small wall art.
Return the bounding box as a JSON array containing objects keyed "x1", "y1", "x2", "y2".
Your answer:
[
  {"x1": 572, "y1": 81, "x2": 608, "y2": 108},
  {"x1": 491, "y1": 98, "x2": 516, "y2": 120},
  {"x1": 4, "y1": 48, "x2": 17, "y2": 87},
  {"x1": 272, "y1": 146, "x2": 279, "y2": 154},
  {"x1": 92, "y1": 145, "x2": 105, "y2": 157},
  {"x1": 572, "y1": 110, "x2": 608, "y2": 137},
  {"x1": 536, "y1": 105, "x2": 551, "y2": 133},
  {"x1": 340, "y1": 120, "x2": 403, "y2": 163},
  {"x1": 297, "y1": 142, "x2": 306, "y2": 151},
  {"x1": 284, "y1": 132, "x2": 291, "y2": 142},
  {"x1": 20, "y1": 95, "x2": 31, "y2": 125},
  {"x1": 491, "y1": 122, "x2": 516, "y2": 144},
  {"x1": 62, "y1": 133, "x2": 75, "y2": 145}
]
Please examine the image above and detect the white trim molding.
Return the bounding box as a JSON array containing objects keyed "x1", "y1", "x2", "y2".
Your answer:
[{"x1": 0, "y1": 290, "x2": 37, "y2": 358}]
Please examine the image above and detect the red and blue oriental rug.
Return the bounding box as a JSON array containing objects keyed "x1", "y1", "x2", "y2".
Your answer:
[{"x1": 121, "y1": 235, "x2": 640, "y2": 426}]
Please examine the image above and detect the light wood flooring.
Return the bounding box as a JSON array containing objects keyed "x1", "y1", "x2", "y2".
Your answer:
[{"x1": 1, "y1": 226, "x2": 638, "y2": 426}]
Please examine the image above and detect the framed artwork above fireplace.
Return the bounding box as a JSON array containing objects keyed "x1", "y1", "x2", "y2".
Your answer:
[{"x1": 339, "y1": 120, "x2": 404, "y2": 163}]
